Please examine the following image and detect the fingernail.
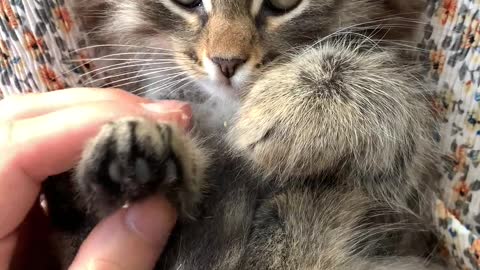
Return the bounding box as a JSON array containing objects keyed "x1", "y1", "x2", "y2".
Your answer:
[
  {"x1": 140, "y1": 101, "x2": 190, "y2": 114},
  {"x1": 125, "y1": 196, "x2": 177, "y2": 249},
  {"x1": 178, "y1": 104, "x2": 193, "y2": 131},
  {"x1": 141, "y1": 101, "x2": 192, "y2": 131},
  {"x1": 87, "y1": 259, "x2": 127, "y2": 270}
]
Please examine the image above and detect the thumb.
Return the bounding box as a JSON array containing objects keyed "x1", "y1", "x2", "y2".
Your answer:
[{"x1": 69, "y1": 196, "x2": 176, "y2": 270}]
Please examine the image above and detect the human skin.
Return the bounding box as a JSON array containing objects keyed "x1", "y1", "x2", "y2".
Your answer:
[{"x1": 0, "y1": 88, "x2": 191, "y2": 270}]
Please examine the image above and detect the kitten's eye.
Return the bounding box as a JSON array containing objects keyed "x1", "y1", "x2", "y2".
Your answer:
[
  {"x1": 265, "y1": 0, "x2": 301, "y2": 13},
  {"x1": 174, "y1": 0, "x2": 202, "y2": 9}
]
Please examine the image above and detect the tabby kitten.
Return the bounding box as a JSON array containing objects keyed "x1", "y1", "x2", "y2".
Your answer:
[{"x1": 44, "y1": 0, "x2": 443, "y2": 269}]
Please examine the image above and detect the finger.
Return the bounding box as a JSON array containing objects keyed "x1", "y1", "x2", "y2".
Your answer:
[
  {"x1": 10, "y1": 101, "x2": 191, "y2": 179},
  {"x1": 0, "y1": 231, "x2": 16, "y2": 269},
  {"x1": 0, "y1": 100, "x2": 191, "y2": 240},
  {"x1": 70, "y1": 196, "x2": 177, "y2": 270},
  {"x1": 8, "y1": 202, "x2": 54, "y2": 270},
  {"x1": 0, "y1": 88, "x2": 146, "y2": 121}
]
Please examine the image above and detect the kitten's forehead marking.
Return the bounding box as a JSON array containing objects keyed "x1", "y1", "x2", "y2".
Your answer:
[
  {"x1": 115, "y1": 1, "x2": 145, "y2": 30},
  {"x1": 203, "y1": 0, "x2": 213, "y2": 13},
  {"x1": 250, "y1": 0, "x2": 264, "y2": 16},
  {"x1": 206, "y1": 0, "x2": 308, "y2": 27},
  {"x1": 208, "y1": 0, "x2": 261, "y2": 16},
  {"x1": 266, "y1": 0, "x2": 310, "y2": 30},
  {"x1": 210, "y1": 0, "x2": 251, "y2": 16},
  {"x1": 162, "y1": 0, "x2": 199, "y2": 25}
]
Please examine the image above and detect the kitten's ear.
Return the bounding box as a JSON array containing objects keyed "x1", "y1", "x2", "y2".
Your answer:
[{"x1": 70, "y1": 0, "x2": 112, "y2": 31}]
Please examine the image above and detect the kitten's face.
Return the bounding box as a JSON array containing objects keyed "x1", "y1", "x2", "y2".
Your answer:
[
  {"x1": 147, "y1": 0, "x2": 334, "y2": 96},
  {"x1": 76, "y1": 0, "x2": 424, "y2": 99}
]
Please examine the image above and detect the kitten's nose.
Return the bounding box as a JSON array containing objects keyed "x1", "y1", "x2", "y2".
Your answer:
[{"x1": 211, "y1": 57, "x2": 246, "y2": 78}]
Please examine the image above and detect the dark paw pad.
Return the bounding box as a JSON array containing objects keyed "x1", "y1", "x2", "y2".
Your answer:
[{"x1": 75, "y1": 118, "x2": 179, "y2": 213}]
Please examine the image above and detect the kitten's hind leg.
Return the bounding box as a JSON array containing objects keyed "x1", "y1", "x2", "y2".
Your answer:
[
  {"x1": 240, "y1": 185, "x2": 440, "y2": 270},
  {"x1": 75, "y1": 117, "x2": 208, "y2": 220}
]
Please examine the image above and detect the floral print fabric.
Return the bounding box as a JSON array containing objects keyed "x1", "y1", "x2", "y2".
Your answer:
[
  {"x1": 423, "y1": 0, "x2": 480, "y2": 269},
  {"x1": 0, "y1": 0, "x2": 90, "y2": 97},
  {"x1": 0, "y1": 0, "x2": 479, "y2": 269}
]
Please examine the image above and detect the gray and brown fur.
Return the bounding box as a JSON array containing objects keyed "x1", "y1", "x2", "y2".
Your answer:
[{"x1": 42, "y1": 0, "x2": 444, "y2": 269}]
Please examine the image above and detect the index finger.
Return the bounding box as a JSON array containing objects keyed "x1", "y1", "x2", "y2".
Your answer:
[
  {"x1": 0, "y1": 100, "x2": 191, "y2": 242},
  {"x1": 0, "y1": 88, "x2": 146, "y2": 121}
]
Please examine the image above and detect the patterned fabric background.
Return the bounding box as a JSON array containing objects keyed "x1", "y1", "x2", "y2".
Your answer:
[
  {"x1": 0, "y1": 0, "x2": 479, "y2": 269},
  {"x1": 422, "y1": 0, "x2": 480, "y2": 269},
  {"x1": 0, "y1": 0, "x2": 91, "y2": 97}
]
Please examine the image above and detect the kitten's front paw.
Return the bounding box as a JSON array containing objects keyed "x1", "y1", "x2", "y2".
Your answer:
[
  {"x1": 75, "y1": 117, "x2": 207, "y2": 219},
  {"x1": 229, "y1": 45, "x2": 428, "y2": 180}
]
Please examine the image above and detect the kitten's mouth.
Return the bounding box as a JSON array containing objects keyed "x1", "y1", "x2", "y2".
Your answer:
[
  {"x1": 200, "y1": 78, "x2": 246, "y2": 100},
  {"x1": 214, "y1": 76, "x2": 233, "y2": 87},
  {"x1": 195, "y1": 77, "x2": 239, "y2": 99},
  {"x1": 213, "y1": 79, "x2": 239, "y2": 94}
]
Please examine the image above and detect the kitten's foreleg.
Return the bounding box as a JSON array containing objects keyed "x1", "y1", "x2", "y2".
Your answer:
[
  {"x1": 229, "y1": 42, "x2": 437, "y2": 204},
  {"x1": 74, "y1": 117, "x2": 209, "y2": 220}
]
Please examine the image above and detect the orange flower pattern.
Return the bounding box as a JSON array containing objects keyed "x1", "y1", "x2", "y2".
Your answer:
[{"x1": 0, "y1": 0, "x2": 93, "y2": 96}]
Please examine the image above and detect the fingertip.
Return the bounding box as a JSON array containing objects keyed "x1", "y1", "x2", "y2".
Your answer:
[
  {"x1": 141, "y1": 101, "x2": 192, "y2": 131},
  {"x1": 125, "y1": 196, "x2": 177, "y2": 249},
  {"x1": 70, "y1": 196, "x2": 177, "y2": 270}
]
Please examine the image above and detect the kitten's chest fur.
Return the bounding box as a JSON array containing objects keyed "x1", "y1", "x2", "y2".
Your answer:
[
  {"x1": 158, "y1": 154, "x2": 261, "y2": 270},
  {"x1": 150, "y1": 89, "x2": 260, "y2": 269}
]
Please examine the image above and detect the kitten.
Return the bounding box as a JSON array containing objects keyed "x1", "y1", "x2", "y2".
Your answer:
[{"x1": 43, "y1": 0, "x2": 444, "y2": 269}]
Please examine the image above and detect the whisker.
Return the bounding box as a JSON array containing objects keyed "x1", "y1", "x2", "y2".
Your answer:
[
  {"x1": 67, "y1": 52, "x2": 182, "y2": 63},
  {"x1": 74, "y1": 44, "x2": 180, "y2": 53},
  {"x1": 85, "y1": 60, "x2": 182, "y2": 79},
  {"x1": 88, "y1": 65, "x2": 183, "y2": 84},
  {"x1": 128, "y1": 71, "x2": 191, "y2": 93},
  {"x1": 66, "y1": 52, "x2": 188, "y2": 79},
  {"x1": 138, "y1": 71, "x2": 194, "y2": 96},
  {"x1": 93, "y1": 66, "x2": 184, "y2": 87},
  {"x1": 311, "y1": 17, "x2": 428, "y2": 49},
  {"x1": 103, "y1": 70, "x2": 189, "y2": 89},
  {"x1": 78, "y1": 59, "x2": 179, "y2": 80},
  {"x1": 144, "y1": 76, "x2": 194, "y2": 97}
]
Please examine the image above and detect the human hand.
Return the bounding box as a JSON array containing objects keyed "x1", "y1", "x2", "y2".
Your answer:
[{"x1": 0, "y1": 88, "x2": 190, "y2": 269}]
